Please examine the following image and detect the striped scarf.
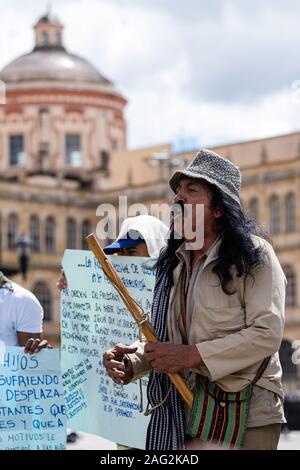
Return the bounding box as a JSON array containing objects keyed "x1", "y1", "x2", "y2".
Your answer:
[{"x1": 145, "y1": 252, "x2": 186, "y2": 450}]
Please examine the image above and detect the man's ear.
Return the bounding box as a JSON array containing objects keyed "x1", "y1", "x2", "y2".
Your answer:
[{"x1": 214, "y1": 207, "x2": 223, "y2": 219}]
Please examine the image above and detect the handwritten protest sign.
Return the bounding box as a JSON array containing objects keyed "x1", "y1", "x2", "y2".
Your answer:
[
  {"x1": 0, "y1": 347, "x2": 66, "y2": 450},
  {"x1": 61, "y1": 250, "x2": 155, "y2": 449}
]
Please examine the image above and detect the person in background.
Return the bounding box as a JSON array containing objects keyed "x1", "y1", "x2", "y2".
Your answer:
[
  {"x1": 57, "y1": 214, "x2": 169, "y2": 446},
  {"x1": 0, "y1": 271, "x2": 51, "y2": 352},
  {"x1": 57, "y1": 215, "x2": 168, "y2": 289}
]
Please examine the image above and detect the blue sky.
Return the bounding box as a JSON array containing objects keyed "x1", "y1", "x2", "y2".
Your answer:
[{"x1": 1, "y1": 0, "x2": 300, "y2": 150}]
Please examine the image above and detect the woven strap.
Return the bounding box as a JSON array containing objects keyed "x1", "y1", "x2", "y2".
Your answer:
[{"x1": 251, "y1": 357, "x2": 271, "y2": 385}]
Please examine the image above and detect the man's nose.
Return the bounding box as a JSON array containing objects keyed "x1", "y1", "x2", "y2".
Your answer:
[{"x1": 174, "y1": 190, "x2": 186, "y2": 204}]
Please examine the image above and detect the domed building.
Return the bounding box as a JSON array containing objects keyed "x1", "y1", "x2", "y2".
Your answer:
[
  {"x1": 0, "y1": 11, "x2": 127, "y2": 176},
  {"x1": 0, "y1": 11, "x2": 128, "y2": 343}
]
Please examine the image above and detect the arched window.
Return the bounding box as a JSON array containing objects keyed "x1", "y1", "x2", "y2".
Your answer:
[
  {"x1": 8, "y1": 214, "x2": 19, "y2": 250},
  {"x1": 45, "y1": 217, "x2": 56, "y2": 254},
  {"x1": 248, "y1": 198, "x2": 259, "y2": 223},
  {"x1": 279, "y1": 339, "x2": 297, "y2": 381},
  {"x1": 269, "y1": 195, "x2": 280, "y2": 234},
  {"x1": 30, "y1": 215, "x2": 40, "y2": 252},
  {"x1": 283, "y1": 266, "x2": 297, "y2": 308},
  {"x1": 33, "y1": 282, "x2": 53, "y2": 322},
  {"x1": 66, "y1": 218, "x2": 77, "y2": 249},
  {"x1": 285, "y1": 193, "x2": 296, "y2": 233},
  {"x1": 81, "y1": 220, "x2": 91, "y2": 250}
]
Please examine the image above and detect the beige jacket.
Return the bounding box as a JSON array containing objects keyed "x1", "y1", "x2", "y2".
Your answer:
[{"x1": 129, "y1": 235, "x2": 286, "y2": 399}]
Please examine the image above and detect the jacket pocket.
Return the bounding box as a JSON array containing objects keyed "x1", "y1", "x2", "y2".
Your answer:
[{"x1": 205, "y1": 271, "x2": 243, "y2": 310}]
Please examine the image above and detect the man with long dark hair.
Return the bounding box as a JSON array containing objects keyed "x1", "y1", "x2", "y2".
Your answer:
[{"x1": 104, "y1": 149, "x2": 286, "y2": 450}]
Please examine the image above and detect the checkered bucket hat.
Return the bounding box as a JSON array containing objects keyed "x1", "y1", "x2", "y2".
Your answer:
[{"x1": 169, "y1": 148, "x2": 241, "y2": 205}]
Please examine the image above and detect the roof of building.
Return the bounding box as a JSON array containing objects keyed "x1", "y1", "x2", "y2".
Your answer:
[
  {"x1": 0, "y1": 50, "x2": 112, "y2": 86},
  {"x1": 36, "y1": 12, "x2": 62, "y2": 25},
  {"x1": 0, "y1": 11, "x2": 114, "y2": 89}
]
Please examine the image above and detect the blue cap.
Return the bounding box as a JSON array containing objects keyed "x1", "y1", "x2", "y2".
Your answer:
[{"x1": 103, "y1": 234, "x2": 144, "y2": 254}]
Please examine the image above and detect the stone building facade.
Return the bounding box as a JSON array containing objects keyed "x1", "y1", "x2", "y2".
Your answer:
[
  {"x1": 0, "y1": 12, "x2": 299, "y2": 387},
  {"x1": 0, "y1": 12, "x2": 127, "y2": 343}
]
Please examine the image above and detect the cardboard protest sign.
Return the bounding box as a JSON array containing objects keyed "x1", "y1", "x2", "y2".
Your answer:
[
  {"x1": 0, "y1": 347, "x2": 66, "y2": 450},
  {"x1": 61, "y1": 250, "x2": 155, "y2": 449}
]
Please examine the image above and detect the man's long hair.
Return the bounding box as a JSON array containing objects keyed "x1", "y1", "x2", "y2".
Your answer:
[{"x1": 157, "y1": 182, "x2": 269, "y2": 295}]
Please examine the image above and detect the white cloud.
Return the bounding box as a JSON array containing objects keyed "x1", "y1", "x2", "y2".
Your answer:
[
  {"x1": 0, "y1": 0, "x2": 300, "y2": 150},
  {"x1": 127, "y1": 86, "x2": 300, "y2": 150}
]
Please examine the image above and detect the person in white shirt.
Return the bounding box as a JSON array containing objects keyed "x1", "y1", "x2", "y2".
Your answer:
[{"x1": 0, "y1": 272, "x2": 51, "y2": 352}]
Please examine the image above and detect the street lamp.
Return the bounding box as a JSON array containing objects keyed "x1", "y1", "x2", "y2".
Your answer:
[
  {"x1": 14, "y1": 235, "x2": 32, "y2": 280},
  {"x1": 147, "y1": 152, "x2": 187, "y2": 172}
]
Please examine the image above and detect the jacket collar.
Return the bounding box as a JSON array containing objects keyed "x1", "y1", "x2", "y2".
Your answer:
[{"x1": 175, "y1": 235, "x2": 222, "y2": 269}]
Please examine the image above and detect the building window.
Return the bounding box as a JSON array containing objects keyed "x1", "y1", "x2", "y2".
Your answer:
[
  {"x1": 38, "y1": 149, "x2": 49, "y2": 170},
  {"x1": 248, "y1": 198, "x2": 259, "y2": 223},
  {"x1": 39, "y1": 107, "x2": 49, "y2": 122},
  {"x1": 99, "y1": 150, "x2": 109, "y2": 171},
  {"x1": 285, "y1": 193, "x2": 296, "y2": 233},
  {"x1": 261, "y1": 145, "x2": 268, "y2": 164},
  {"x1": 81, "y1": 220, "x2": 92, "y2": 250},
  {"x1": 33, "y1": 282, "x2": 53, "y2": 322},
  {"x1": 65, "y1": 134, "x2": 81, "y2": 167},
  {"x1": 111, "y1": 139, "x2": 118, "y2": 151},
  {"x1": 283, "y1": 266, "x2": 297, "y2": 308},
  {"x1": 66, "y1": 218, "x2": 77, "y2": 249},
  {"x1": 38, "y1": 107, "x2": 50, "y2": 134},
  {"x1": 40, "y1": 31, "x2": 48, "y2": 46},
  {"x1": 8, "y1": 214, "x2": 19, "y2": 250},
  {"x1": 30, "y1": 215, "x2": 40, "y2": 252},
  {"x1": 269, "y1": 195, "x2": 280, "y2": 234},
  {"x1": 45, "y1": 217, "x2": 56, "y2": 254},
  {"x1": 9, "y1": 135, "x2": 25, "y2": 166},
  {"x1": 56, "y1": 31, "x2": 62, "y2": 45}
]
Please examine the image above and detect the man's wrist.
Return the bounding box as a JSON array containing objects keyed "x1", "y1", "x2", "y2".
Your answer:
[{"x1": 187, "y1": 345, "x2": 203, "y2": 368}]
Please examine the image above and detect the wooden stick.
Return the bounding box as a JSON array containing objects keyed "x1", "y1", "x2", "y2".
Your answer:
[{"x1": 86, "y1": 233, "x2": 193, "y2": 409}]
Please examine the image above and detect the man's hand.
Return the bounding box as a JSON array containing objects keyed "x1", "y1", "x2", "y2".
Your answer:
[
  {"x1": 24, "y1": 338, "x2": 53, "y2": 354},
  {"x1": 103, "y1": 344, "x2": 137, "y2": 385},
  {"x1": 144, "y1": 342, "x2": 203, "y2": 373},
  {"x1": 57, "y1": 269, "x2": 68, "y2": 291}
]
